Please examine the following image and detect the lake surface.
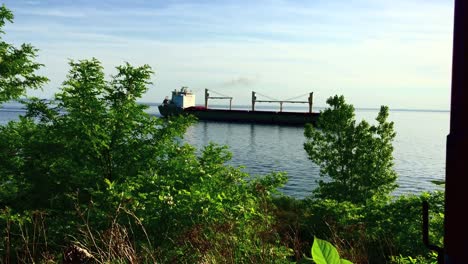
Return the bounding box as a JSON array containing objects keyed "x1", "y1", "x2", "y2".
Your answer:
[{"x1": 1, "y1": 102, "x2": 448, "y2": 198}]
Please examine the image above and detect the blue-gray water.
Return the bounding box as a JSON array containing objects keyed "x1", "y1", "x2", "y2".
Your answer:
[{"x1": 1, "y1": 102, "x2": 448, "y2": 198}]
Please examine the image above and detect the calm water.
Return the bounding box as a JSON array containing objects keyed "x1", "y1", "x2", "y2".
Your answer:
[{"x1": 1, "y1": 102, "x2": 448, "y2": 198}]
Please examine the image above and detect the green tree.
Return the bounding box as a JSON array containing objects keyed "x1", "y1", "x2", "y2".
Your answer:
[
  {"x1": 304, "y1": 95, "x2": 397, "y2": 204},
  {"x1": 0, "y1": 4, "x2": 48, "y2": 103},
  {"x1": 1, "y1": 58, "x2": 291, "y2": 262}
]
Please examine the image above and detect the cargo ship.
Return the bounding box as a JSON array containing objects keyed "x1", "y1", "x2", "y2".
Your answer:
[{"x1": 158, "y1": 87, "x2": 320, "y2": 125}]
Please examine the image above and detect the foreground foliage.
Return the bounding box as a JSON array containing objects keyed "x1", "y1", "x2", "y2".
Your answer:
[
  {"x1": 310, "y1": 237, "x2": 352, "y2": 264},
  {"x1": 0, "y1": 58, "x2": 290, "y2": 263},
  {"x1": 274, "y1": 191, "x2": 444, "y2": 263},
  {"x1": 304, "y1": 95, "x2": 398, "y2": 204}
]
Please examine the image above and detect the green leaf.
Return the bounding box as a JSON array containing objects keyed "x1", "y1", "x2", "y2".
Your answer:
[
  {"x1": 104, "y1": 178, "x2": 113, "y2": 189},
  {"x1": 341, "y1": 259, "x2": 353, "y2": 264},
  {"x1": 311, "y1": 237, "x2": 341, "y2": 264}
]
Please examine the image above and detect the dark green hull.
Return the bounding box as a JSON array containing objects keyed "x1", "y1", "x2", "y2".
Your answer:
[{"x1": 158, "y1": 105, "x2": 319, "y2": 125}]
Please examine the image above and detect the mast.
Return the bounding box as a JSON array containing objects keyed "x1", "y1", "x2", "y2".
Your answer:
[
  {"x1": 205, "y1": 89, "x2": 233, "y2": 109},
  {"x1": 308, "y1": 92, "x2": 314, "y2": 113},
  {"x1": 252, "y1": 91, "x2": 256, "y2": 111},
  {"x1": 252, "y1": 91, "x2": 313, "y2": 112}
]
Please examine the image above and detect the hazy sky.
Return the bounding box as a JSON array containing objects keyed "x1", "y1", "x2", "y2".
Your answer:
[{"x1": 3, "y1": 0, "x2": 454, "y2": 109}]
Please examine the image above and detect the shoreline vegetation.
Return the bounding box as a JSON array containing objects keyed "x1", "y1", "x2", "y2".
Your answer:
[{"x1": 1, "y1": 5, "x2": 443, "y2": 263}]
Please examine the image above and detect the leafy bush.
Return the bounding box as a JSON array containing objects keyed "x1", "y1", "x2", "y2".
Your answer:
[
  {"x1": 273, "y1": 191, "x2": 444, "y2": 263},
  {"x1": 304, "y1": 95, "x2": 397, "y2": 204},
  {"x1": 0, "y1": 58, "x2": 292, "y2": 263}
]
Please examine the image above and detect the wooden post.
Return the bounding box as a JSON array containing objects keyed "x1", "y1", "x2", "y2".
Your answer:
[
  {"x1": 252, "y1": 91, "x2": 256, "y2": 111},
  {"x1": 308, "y1": 92, "x2": 314, "y2": 113},
  {"x1": 205, "y1": 89, "x2": 209, "y2": 108},
  {"x1": 280, "y1": 102, "x2": 283, "y2": 112},
  {"x1": 444, "y1": 0, "x2": 468, "y2": 263},
  {"x1": 229, "y1": 98, "x2": 232, "y2": 110}
]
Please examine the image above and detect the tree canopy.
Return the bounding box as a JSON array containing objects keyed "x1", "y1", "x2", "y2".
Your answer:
[
  {"x1": 304, "y1": 95, "x2": 398, "y2": 204},
  {"x1": 0, "y1": 4, "x2": 48, "y2": 103}
]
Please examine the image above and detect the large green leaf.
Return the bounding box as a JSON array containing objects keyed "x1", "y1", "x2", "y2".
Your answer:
[{"x1": 311, "y1": 237, "x2": 341, "y2": 264}]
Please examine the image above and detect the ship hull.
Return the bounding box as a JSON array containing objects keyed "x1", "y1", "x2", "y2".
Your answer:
[{"x1": 158, "y1": 105, "x2": 319, "y2": 125}]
